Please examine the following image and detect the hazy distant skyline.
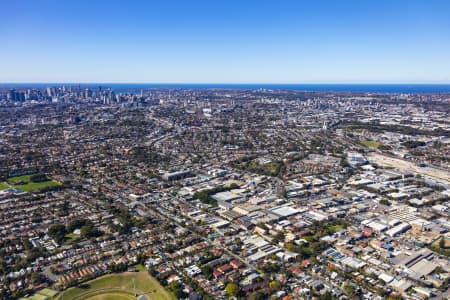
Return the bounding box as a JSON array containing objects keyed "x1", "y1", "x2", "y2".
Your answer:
[{"x1": 2, "y1": 0, "x2": 450, "y2": 83}]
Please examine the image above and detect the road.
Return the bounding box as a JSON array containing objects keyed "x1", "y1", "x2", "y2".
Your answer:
[{"x1": 143, "y1": 200, "x2": 257, "y2": 272}]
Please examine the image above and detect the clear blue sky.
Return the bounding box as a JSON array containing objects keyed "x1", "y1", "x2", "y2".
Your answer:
[{"x1": 1, "y1": 0, "x2": 450, "y2": 83}]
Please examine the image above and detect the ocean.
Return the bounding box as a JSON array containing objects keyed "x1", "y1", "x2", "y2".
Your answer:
[{"x1": 1, "y1": 83, "x2": 450, "y2": 94}]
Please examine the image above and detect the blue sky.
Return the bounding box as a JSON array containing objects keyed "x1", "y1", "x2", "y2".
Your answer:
[{"x1": 1, "y1": 0, "x2": 450, "y2": 83}]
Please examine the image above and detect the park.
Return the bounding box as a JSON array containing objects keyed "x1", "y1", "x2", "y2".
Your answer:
[
  {"x1": 55, "y1": 265, "x2": 175, "y2": 300},
  {"x1": 0, "y1": 174, "x2": 62, "y2": 192}
]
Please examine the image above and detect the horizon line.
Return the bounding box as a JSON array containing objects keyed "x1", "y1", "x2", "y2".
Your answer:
[{"x1": 1, "y1": 82, "x2": 450, "y2": 85}]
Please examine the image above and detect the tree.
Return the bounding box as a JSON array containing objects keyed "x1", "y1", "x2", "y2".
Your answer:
[
  {"x1": 200, "y1": 265, "x2": 213, "y2": 278},
  {"x1": 272, "y1": 232, "x2": 285, "y2": 244},
  {"x1": 402, "y1": 140, "x2": 426, "y2": 149},
  {"x1": 340, "y1": 158, "x2": 350, "y2": 168},
  {"x1": 343, "y1": 283, "x2": 357, "y2": 297},
  {"x1": 167, "y1": 281, "x2": 184, "y2": 299},
  {"x1": 225, "y1": 282, "x2": 239, "y2": 297},
  {"x1": 379, "y1": 199, "x2": 391, "y2": 206},
  {"x1": 439, "y1": 237, "x2": 446, "y2": 249},
  {"x1": 269, "y1": 280, "x2": 280, "y2": 290},
  {"x1": 234, "y1": 237, "x2": 243, "y2": 248},
  {"x1": 48, "y1": 224, "x2": 67, "y2": 243},
  {"x1": 21, "y1": 237, "x2": 33, "y2": 251},
  {"x1": 67, "y1": 219, "x2": 89, "y2": 232},
  {"x1": 30, "y1": 272, "x2": 44, "y2": 284},
  {"x1": 229, "y1": 183, "x2": 240, "y2": 189},
  {"x1": 0, "y1": 258, "x2": 6, "y2": 275},
  {"x1": 248, "y1": 291, "x2": 265, "y2": 300},
  {"x1": 320, "y1": 292, "x2": 334, "y2": 300},
  {"x1": 30, "y1": 173, "x2": 49, "y2": 182},
  {"x1": 109, "y1": 262, "x2": 127, "y2": 273},
  {"x1": 80, "y1": 223, "x2": 102, "y2": 239}
]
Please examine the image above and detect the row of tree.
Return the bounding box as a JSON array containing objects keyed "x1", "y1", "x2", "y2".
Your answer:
[{"x1": 48, "y1": 218, "x2": 103, "y2": 244}]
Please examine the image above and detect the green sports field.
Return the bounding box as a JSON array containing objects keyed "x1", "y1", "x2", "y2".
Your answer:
[
  {"x1": 7, "y1": 174, "x2": 34, "y2": 184},
  {"x1": 55, "y1": 265, "x2": 175, "y2": 300},
  {"x1": 361, "y1": 140, "x2": 381, "y2": 148},
  {"x1": 14, "y1": 180, "x2": 61, "y2": 191},
  {"x1": 0, "y1": 182, "x2": 9, "y2": 190},
  {"x1": 0, "y1": 174, "x2": 61, "y2": 192},
  {"x1": 85, "y1": 292, "x2": 136, "y2": 300}
]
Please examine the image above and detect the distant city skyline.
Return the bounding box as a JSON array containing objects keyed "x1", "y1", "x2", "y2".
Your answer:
[{"x1": 2, "y1": 0, "x2": 450, "y2": 83}]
